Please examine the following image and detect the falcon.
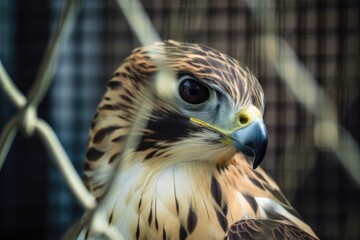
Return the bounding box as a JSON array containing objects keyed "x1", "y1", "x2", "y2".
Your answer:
[{"x1": 78, "y1": 40, "x2": 318, "y2": 239}]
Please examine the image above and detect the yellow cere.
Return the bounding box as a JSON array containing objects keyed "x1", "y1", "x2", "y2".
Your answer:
[
  {"x1": 237, "y1": 105, "x2": 263, "y2": 128},
  {"x1": 190, "y1": 105, "x2": 263, "y2": 138}
]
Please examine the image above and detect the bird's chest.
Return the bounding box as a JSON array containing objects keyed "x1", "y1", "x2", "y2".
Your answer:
[{"x1": 106, "y1": 165, "x2": 256, "y2": 239}]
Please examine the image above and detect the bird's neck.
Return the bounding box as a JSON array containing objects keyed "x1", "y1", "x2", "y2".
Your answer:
[{"x1": 106, "y1": 155, "x2": 258, "y2": 239}]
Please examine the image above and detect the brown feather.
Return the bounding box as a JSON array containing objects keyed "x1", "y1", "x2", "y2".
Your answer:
[
  {"x1": 226, "y1": 219, "x2": 318, "y2": 240},
  {"x1": 78, "y1": 40, "x2": 318, "y2": 240}
]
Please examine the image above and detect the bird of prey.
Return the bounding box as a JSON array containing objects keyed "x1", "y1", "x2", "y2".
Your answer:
[{"x1": 78, "y1": 40, "x2": 318, "y2": 239}]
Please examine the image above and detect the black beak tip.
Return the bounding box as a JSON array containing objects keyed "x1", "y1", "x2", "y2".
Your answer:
[
  {"x1": 253, "y1": 161, "x2": 260, "y2": 169},
  {"x1": 231, "y1": 119, "x2": 268, "y2": 169},
  {"x1": 252, "y1": 134, "x2": 268, "y2": 169},
  {"x1": 252, "y1": 153, "x2": 264, "y2": 169}
]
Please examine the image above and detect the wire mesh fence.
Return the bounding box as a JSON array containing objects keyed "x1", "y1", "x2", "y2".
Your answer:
[{"x1": 0, "y1": 0, "x2": 359, "y2": 239}]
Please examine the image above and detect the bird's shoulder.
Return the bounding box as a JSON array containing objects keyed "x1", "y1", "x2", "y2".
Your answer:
[{"x1": 225, "y1": 219, "x2": 318, "y2": 240}]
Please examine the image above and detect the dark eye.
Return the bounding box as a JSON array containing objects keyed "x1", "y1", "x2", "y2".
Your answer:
[{"x1": 179, "y1": 76, "x2": 210, "y2": 104}]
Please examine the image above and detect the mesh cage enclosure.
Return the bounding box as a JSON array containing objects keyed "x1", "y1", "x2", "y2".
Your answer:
[{"x1": 0, "y1": 0, "x2": 359, "y2": 239}]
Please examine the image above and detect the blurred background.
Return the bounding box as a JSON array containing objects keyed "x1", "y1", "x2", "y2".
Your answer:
[{"x1": 0, "y1": 0, "x2": 359, "y2": 239}]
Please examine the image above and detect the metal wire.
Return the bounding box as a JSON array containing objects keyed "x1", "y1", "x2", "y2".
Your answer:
[
  {"x1": 0, "y1": 0, "x2": 359, "y2": 238},
  {"x1": 86, "y1": 1, "x2": 176, "y2": 238},
  {"x1": 244, "y1": 0, "x2": 360, "y2": 186},
  {"x1": 0, "y1": 0, "x2": 171, "y2": 238},
  {"x1": 0, "y1": 0, "x2": 96, "y2": 210}
]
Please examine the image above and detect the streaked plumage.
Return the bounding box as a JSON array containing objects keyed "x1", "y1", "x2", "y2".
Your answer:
[{"x1": 77, "y1": 40, "x2": 318, "y2": 239}]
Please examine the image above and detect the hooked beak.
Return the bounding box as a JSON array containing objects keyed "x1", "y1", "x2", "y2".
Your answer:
[
  {"x1": 190, "y1": 105, "x2": 268, "y2": 169},
  {"x1": 231, "y1": 118, "x2": 268, "y2": 169}
]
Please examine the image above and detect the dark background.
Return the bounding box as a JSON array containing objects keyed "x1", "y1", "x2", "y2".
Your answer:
[{"x1": 0, "y1": 0, "x2": 359, "y2": 239}]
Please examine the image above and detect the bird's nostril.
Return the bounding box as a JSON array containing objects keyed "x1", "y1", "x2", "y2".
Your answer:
[{"x1": 239, "y1": 115, "x2": 249, "y2": 125}]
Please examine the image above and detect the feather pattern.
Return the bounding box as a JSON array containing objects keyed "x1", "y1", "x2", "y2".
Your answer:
[{"x1": 78, "y1": 40, "x2": 318, "y2": 239}]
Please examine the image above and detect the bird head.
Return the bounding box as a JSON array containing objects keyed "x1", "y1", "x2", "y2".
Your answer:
[{"x1": 94, "y1": 40, "x2": 267, "y2": 170}]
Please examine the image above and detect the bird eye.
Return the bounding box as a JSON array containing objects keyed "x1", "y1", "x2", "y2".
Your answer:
[{"x1": 179, "y1": 76, "x2": 210, "y2": 104}]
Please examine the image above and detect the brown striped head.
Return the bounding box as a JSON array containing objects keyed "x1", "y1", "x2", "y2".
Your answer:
[
  {"x1": 85, "y1": 40, "x2": 267, "y2": 193},
  {"x1": 124, "y1": 40, "x2": 264, "y2": 110}
]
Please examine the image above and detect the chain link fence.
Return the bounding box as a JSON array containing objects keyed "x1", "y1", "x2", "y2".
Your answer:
[{"x1": 1, "y1": 0, "x2": 359, "y2": 239}]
